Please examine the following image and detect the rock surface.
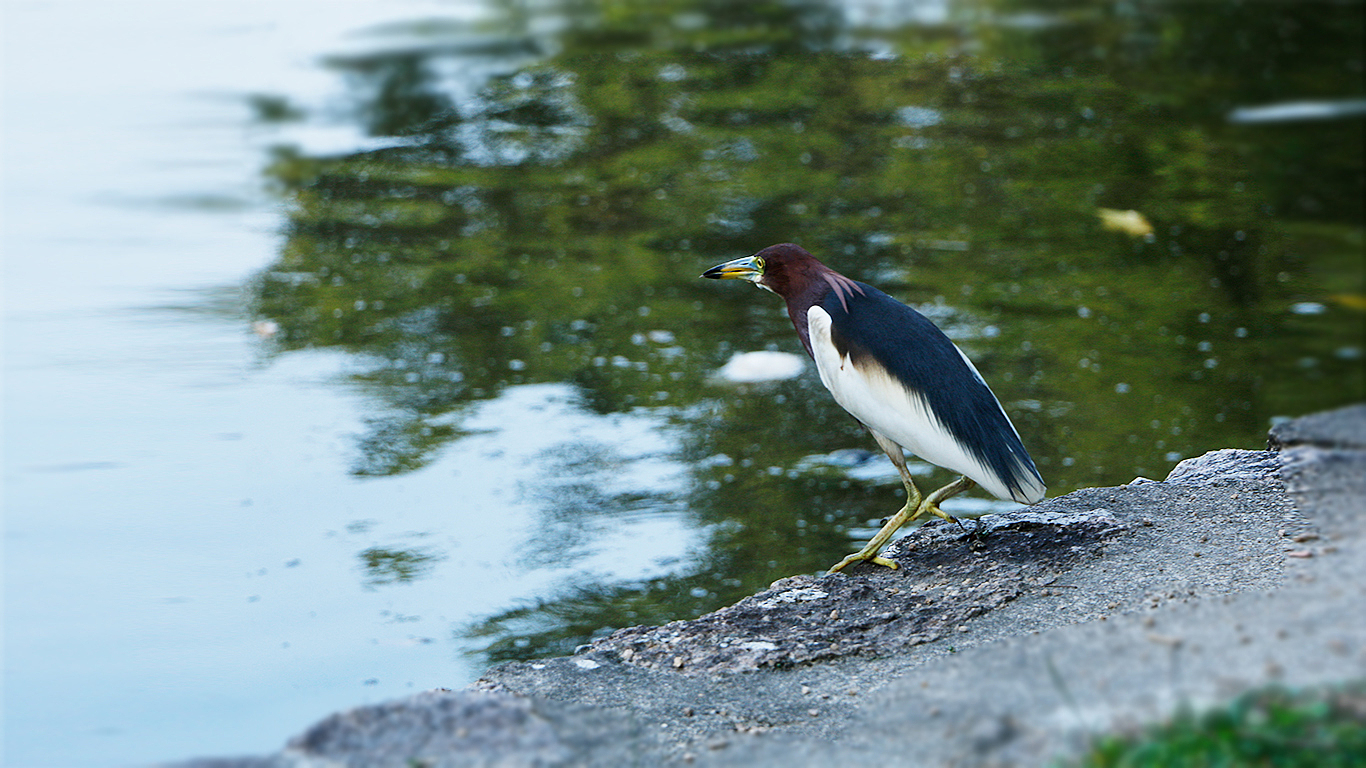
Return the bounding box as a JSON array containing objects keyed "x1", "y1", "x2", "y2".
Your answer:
[
  {"x1": 168, "y1": 404, "x2": 1366, "y2": 768},
  {"x1": 567, "y1": 509, "x2": 1130, "y2": 675}
]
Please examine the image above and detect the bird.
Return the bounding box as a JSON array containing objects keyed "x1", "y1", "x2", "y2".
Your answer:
[{"x1": 702, "y1": 243, "x2": 1045, "y2": 573}]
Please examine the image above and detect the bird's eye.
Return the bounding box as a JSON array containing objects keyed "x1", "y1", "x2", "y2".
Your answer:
[{"x1": 754, "y1": 256, "x2": 765, "y2": 271}]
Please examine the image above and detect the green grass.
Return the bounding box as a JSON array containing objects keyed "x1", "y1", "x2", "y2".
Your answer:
[{"x1": 1069, "y1": 683, "x2": 1366, "y2": 768}]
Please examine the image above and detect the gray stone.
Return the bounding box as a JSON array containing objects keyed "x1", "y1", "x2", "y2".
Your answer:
[
  {"x1": 166, "y1": 689, "x2": 639, "y2": 768},
  {"x1": 1267, "y1": 403, "x2": 1366, "y2": 449},
  {"x1": 1163, "y1": 447, "x2": 1282, "y2": 484}
]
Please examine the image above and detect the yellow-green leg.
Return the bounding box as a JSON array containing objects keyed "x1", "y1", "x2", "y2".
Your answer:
[{"x1": 828, "y1": 475, "x2": 976, "y2": 574}]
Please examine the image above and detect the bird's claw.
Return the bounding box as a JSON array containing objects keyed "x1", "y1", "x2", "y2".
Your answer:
[
  {"x1": 827, "y1": 553, "x2": 899, "y2": 574},
  {"x1": 927, "y1": 505, "x2": 958, "y2": 525}
]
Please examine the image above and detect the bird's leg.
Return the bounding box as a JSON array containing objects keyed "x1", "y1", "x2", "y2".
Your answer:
[
  {"x1": 869, "y1": 430, "x2": 921, "y2": 508},
  {"x1": 827, "y1": 486, "x2": 922, "y2": 573},
  {"x1": 828, "y1": 433, "x2": 924, "y2": 573},
  {"x1": 882, "y1": 439, "x2": 925, "y2": 517},
  {"x1": 828, "y1": 471, "x2": 977, "y2": 574},
  {"x1": 912, "y1": 475, "x2": 976, "y2": 528}
]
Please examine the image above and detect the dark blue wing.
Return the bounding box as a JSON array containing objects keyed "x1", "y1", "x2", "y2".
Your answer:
[{"x1": 821, "y1": 283, "x2": 1044, "y2": 500}]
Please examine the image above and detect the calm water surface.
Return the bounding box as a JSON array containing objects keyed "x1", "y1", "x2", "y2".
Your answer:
[{"x1": 4, "y1": 2, "x2": 1362, "y2": 766}]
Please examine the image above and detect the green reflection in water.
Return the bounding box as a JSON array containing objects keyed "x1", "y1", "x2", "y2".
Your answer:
[
  {"x1": 359, "y1": 545, "x2": 445, "y2": 586},
  {"x1": 250, "y1": 0, "x2": 1364, "y2": 662}
]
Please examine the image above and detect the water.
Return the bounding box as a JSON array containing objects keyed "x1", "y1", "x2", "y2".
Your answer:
[
  {"x1": 2, "y1": 3, "x2": 613, "y2": 765},
  {"x1": 4, "y1": 2, "x2": 1362, "y2": 766}
]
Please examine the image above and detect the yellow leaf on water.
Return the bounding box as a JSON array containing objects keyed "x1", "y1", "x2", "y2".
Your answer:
[
  {"x1": 1097, "y1": 208, "x2": 1155, "y2": 237},
  {"x1": 1329, "y1": 293, "x2": 1366, "y2": 311}
]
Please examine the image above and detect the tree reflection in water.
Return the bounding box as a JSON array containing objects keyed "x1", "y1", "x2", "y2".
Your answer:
[{"x1": 249, "y1": 0, "x2": 1364, "y2": 662}]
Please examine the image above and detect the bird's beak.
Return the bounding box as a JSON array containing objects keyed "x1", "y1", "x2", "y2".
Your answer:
[{"x1": 701, "y1": 255, "x2": 764, "y2": 282}]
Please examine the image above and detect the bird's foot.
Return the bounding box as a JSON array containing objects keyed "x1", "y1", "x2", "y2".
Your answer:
[
  {"x1": 921, "y1": 476, "x2": 975, "y2": 529},
  {"x1": 828, "y1": 549, "x2": 899, "y2": 574},
  {"x1": 827, "y1": 499, "x2": 919, "y2": 573},
  {"x1": 827, "y1": 476, "x2": 977, "y2": 573},
  {"x1": 924, "y1": 503, "x2": 965, "y2": 530}
]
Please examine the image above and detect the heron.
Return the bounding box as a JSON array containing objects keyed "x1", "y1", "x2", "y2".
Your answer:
[{"x1": 702, "y1": 243, "x2": 1045, "y2": 573}]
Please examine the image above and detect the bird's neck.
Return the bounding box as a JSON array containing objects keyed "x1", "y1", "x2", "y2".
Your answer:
[
  {"x1": 783, "y1": 269, "x2": 863, "y2": 360},
  {"x1": 787, "y1": 302, "x2": 816, "y2": 358}
]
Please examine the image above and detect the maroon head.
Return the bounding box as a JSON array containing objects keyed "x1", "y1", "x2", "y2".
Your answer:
[{"x1": 701, "y1": 243, "x2": 865, "y2": 356}]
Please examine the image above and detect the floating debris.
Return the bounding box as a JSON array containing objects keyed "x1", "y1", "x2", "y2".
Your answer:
[
  {"x1": 715, "y1": 350, "x2": 805, "y2": 383},
  {"x1": 1097, "y1": 208, "x2": 1154, "y2": 237}
]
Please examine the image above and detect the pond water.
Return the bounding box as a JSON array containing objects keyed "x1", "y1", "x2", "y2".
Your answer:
[{"x1": 3, "y1": 1, "x2": 1362, "y2": 766}]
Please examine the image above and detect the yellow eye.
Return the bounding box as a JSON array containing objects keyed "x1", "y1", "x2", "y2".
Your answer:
[{"x1": 754, "y1": 256, "x2": 765, "y2": 271}]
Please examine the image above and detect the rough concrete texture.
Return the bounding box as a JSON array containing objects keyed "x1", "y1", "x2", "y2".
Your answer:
[
  {"x1": 169, "y1": 404, "x2": 1366, "y2": 768},
  {"x1": 570, "y1": 509, "x2": 1130, "y2": 675},
  {"x1": 167, "y1": 690, "x2": 640, "y2": 768},
  {"x1": 1267, "y1": 405, "x2": 1366, "y2": 450}
]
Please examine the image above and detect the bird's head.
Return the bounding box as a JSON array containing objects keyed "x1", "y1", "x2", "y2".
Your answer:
[{"x1": 700, "y1": 243, "x2": 824, "y2": 298}]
